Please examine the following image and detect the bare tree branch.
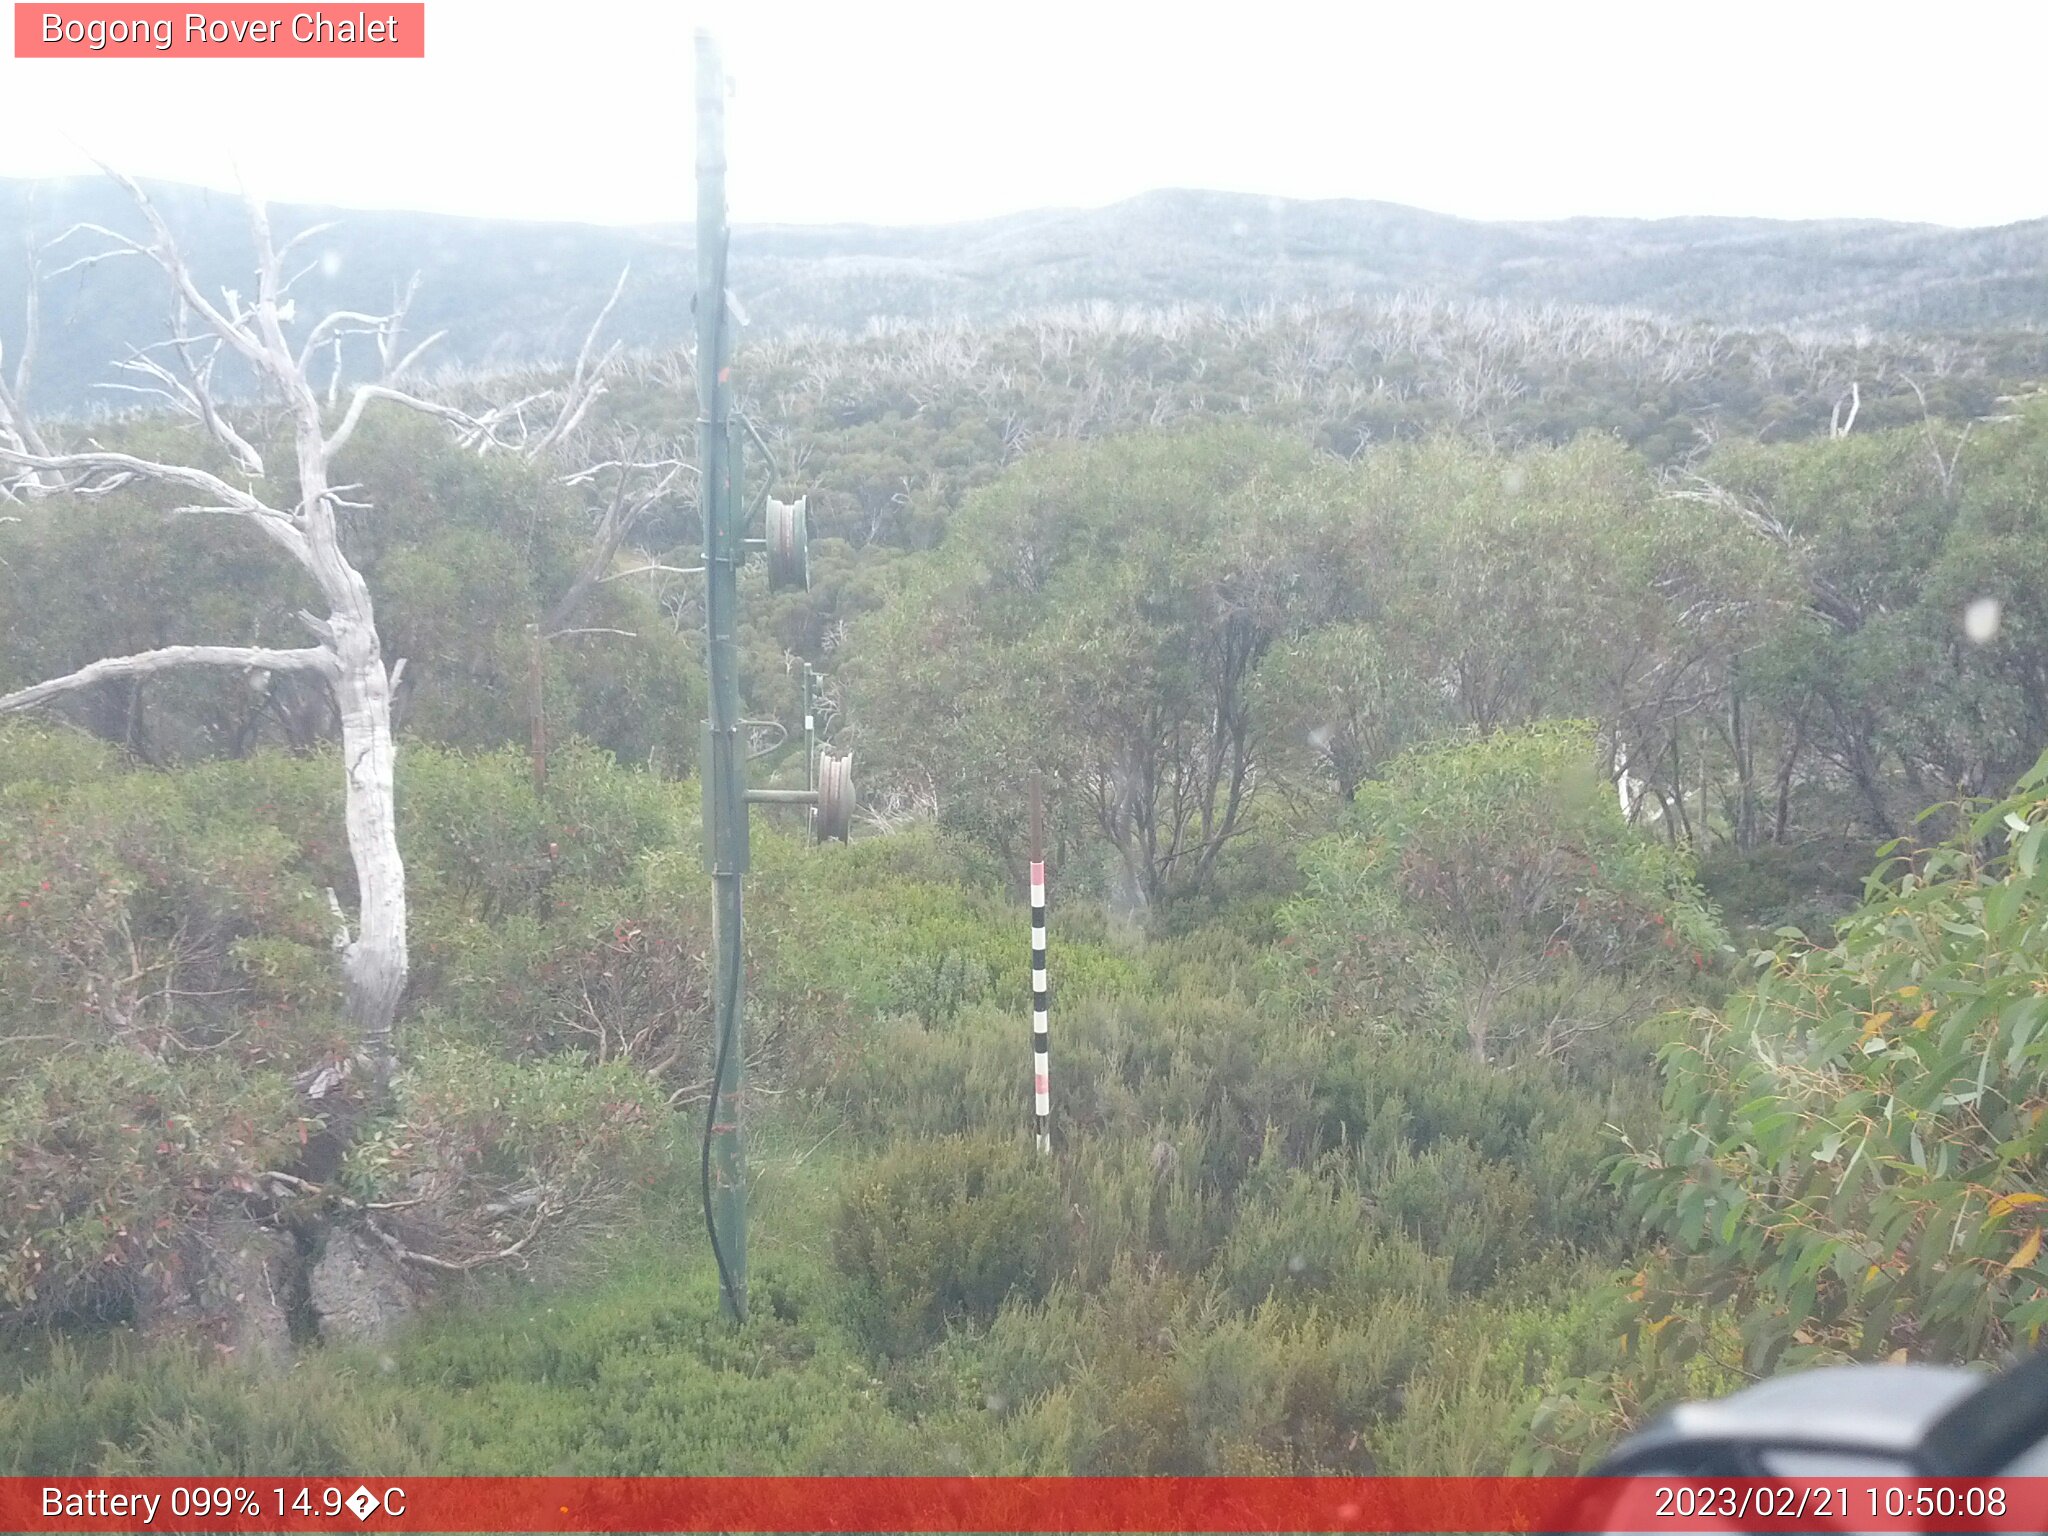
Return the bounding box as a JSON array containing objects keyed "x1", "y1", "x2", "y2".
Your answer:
[
  {"x1": 529, "y1": 265, "x2": 629, "y2": 456},
  {"x1": 537, "y1": 431, "x2": 687, "y2": 635},
  {"x1": 93, "y1": 169, "x2": 277, "y2": 380},
  {"x1": 600, "y1": 560, "x2": 701, "y2": 582},
  {"x1": 0, "y1": 445, "x2": 310, "y2": 560},
  {"x1": 14, "y1": 233, "x2": 39, "y2": 404},
  {"x1": 0, "y1": 645, "x2": 335, "y2": 714},
  {"x1": 108, "y1": 318, "x2": 268, "y2": 476},
  {"x1": 325, "y1": 383, "x2": 532, "y2": 464}
]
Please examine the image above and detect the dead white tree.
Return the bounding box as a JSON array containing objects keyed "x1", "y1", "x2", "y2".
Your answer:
[
  {"x1": 1900, "y1": 375, "x2": 1976, "y2": 500},
  {"x1": 1830, "y1": 379, "x2": 1861, "y2": 438},
  {"x1": 0, "y1": 234, "x2": 55, "y2": 498},
  {"x1": 0, "y1": 174, "x2": 610, "y2": 1098},
  {"x1": 526, "y1": 426, "x2": 691, "y2": 791}
]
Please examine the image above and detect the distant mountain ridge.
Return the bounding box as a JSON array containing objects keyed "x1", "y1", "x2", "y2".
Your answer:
[{"x1": 3, "y1": 179, "x2": 2045, "y2": 412}]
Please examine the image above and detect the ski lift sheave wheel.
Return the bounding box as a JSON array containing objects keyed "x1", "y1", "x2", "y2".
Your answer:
[
  {"x1": 815, "y1": 748, "x2": 853, "y2": 843},
  {"x1": 766, "y1": 495, "x2": 810, "y2": 592}
]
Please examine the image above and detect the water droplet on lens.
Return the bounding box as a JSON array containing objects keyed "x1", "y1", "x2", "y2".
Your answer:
[{"x1": 1966, "y1": 597, "x2": 2002, "y2": 644}]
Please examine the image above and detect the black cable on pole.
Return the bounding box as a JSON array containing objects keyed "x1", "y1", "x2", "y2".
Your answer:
[{"x1": 700, "y1": 894, "x2": 743, "y2": 1318}]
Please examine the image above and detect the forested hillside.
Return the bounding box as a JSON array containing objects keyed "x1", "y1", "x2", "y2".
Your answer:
[
  {"x1": 7, "y1": 180, "x2": 2048, "y2": 1478},
  {"x1": 7, "y1": 177, "x2": 2048, "y2": 412}
]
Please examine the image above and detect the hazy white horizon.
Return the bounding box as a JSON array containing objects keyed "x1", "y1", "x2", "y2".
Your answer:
[{"x1": 1, "y1": 0, "x2": 2042, "y2": 231}]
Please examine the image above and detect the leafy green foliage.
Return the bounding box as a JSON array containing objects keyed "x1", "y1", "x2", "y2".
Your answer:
[
  {"x1": 0, "y1": 1052, "x2": 299, "y2": 1320},
  {"x1": 1250, "y1": 623, "x2": 1449, "y2": 805},
  {"x1": 1628, "y1": 751, "x2": 2048, "y2": 1369},
  {"x1": 345, "y1": 1046, "x2": 666, "y2": 1272},
  {"x1": 1277, "y1": 723, "x2": 1722, "y2": 1063},
  {"x1": 751, "y1": 827, "x2": 1143, "y2": 1040},
  {"x1": 1698, "y1": 401, "x2": 2048, "y2": 838}
]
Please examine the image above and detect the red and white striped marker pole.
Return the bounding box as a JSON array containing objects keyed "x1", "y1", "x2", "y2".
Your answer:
[{"x1": 1029, "y1": 772, "x2": 1051, "y2": 1153}]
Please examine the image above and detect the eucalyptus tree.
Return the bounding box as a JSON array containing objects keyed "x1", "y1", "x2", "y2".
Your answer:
[
  {"x1": 853, "y1": 426, "x2": 1318, "y2": 907},
  {"x1": 1683, "y1": 403, "x2": 2048, "y2": 841},
  {"x1": 1248, "y1": 622, "x2": 1447, "y2": 808}
]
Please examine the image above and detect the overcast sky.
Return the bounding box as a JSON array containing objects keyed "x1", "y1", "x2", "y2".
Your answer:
[{"x1": 1, "y1": 0, "x2": 2041, "y2": 230}]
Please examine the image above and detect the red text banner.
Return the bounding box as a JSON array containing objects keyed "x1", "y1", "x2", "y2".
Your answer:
[
  {"x1": 14, "y1": 5, "x2": 424, "y2": 57},
  {"x1": 4, "y1": 1476, "x2": 2048, "y2": 1533}
]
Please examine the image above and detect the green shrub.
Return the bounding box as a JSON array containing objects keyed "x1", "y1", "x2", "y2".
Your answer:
[
  {"x1": 1213, "y1": 1154, "x2": 1445, "y2": 1314},
  {"x1": 0, "y1": 726, "x2": 684, "y2": 1327},
  {"x1": 0, "y1": 1053, "x2": 300, "y2": 1323},
  {"x1": 1312, "y1": 1033, "x2": 1634, "y2": 1260},
  {"x1": 399, "y1": 741, "x2": 680, "y2": 929},
  {"x1": 751, "y1": 825, "x2": 1145, "y2": 1038},
  {"x1": 1693, "y1": 836, "x2": 1874, "y2": 941},
  {"x1": 1373, "y1": 1138, "x2": 1537, "y2": 1293},
  {"x1": 343, "y1": 1046, "x2": 668, "y2": 1276},
  {"x1": 834, "y1": 1135, "x2": 1067, "y2": 1355},
  {"x1": 980, "y1": 1258, "x2": 1436, "y2": 1474},
  {"x1": 1275, "y1": 721, "x2": 1723, "y2": 1064},
  {"x1": 0, "y1": 1338, "x2": 415, "y2": 1474}
]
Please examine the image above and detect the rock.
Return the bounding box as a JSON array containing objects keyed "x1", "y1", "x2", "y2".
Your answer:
[
  {"x1": 308, "y1": 1227, "x2": 414, "y2": 1344},
  {"x1": 216, "y1": 1224, "x2": 298, "y2": 1369},
  {"x1": 132, "y1": 1217, "x2": 298, "y2": 1371}
]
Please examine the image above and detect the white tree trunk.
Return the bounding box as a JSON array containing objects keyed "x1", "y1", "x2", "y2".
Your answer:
[
  {"x1": 332, "y1": 610, "x2": 406, "y2": 1084},
  {"x1": 287, "y1": 373, "x2": 409, "y2": 1085}
]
